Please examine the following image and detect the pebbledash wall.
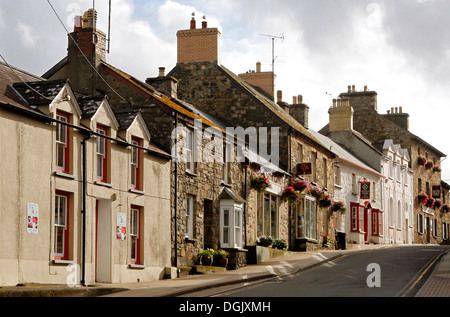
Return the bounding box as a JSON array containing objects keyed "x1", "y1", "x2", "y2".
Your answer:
[{"x1": 0, "y1": 84, "x2": 172, "y2": 286}]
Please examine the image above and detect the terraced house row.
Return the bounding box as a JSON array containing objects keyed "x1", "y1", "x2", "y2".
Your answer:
[{"x1": 0, "y1": 9, "x2": 449, "y2": 287}]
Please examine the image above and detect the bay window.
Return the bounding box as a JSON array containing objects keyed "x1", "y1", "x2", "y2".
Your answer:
[
  {"x1": 372, "y1": 209, "x2": 383, "y2": 236},
  {"x1": 220, "y1": 200, "x2": 243, "y2": 249}
]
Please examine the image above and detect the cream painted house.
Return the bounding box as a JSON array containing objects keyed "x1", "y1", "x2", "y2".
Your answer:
[{"x1": 0, "y1": 75, "x2": 172, "y2": 287}]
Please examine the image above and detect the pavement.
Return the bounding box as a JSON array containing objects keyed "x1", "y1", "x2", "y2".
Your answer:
[{"x1": 0, "y1": 244, "x2": 448, "y2": 298}]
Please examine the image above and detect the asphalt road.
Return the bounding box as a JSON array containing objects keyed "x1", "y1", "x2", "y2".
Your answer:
[{"x1": 195, "y1": 245, "x2": 448, "y2": 297}]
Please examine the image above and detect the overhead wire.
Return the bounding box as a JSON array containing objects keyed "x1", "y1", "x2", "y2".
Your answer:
[
  {"x1": 45, "y1": 0, "x2": 126, "y2": 102},
  {"x1": 0, "y1": 52, "x2": 55, "y2": 102}
]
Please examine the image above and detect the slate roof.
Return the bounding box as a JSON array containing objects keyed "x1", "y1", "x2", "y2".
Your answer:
[
  {"x1": 308, "y1": 129, "x2": 383, "y2": 177},
  {"x1": 77, "y1": 95, "x2": 105, "y2": 118},
  {"x1": 114, "y1": 109, "x2": 140, "y2": 131},
  {"x1": 219, "y1": 187, "x2": 246, "y2": 203},
  {"x1": 12, "y1": 79, "x2": 67, "y2": 106}
]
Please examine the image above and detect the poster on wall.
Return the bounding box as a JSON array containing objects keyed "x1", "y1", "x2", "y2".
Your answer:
[
  {"x1": 116, "y1": 212, "x2": 127, "y2": 240},
  {"x1": 27, "y1": 203, "x2": 39, "y2": 234},
  {"x1": 360, "y1": 182, "x2": 371, "y2": 200}
]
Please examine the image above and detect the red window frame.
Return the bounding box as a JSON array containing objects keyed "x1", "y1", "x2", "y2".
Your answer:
[
  {"x1": 131, "y1": 137, "x2": 142, "y2": 190},
  {"x1": 55, "y1": 111, "x2": 71, "y2": 174},
  {"x1": 372, "y1": 209, "x2": 384, "y2": 236},
  {"x1": 96, "y1": 124, "x2": 109, "y2": 183},
  {"x1": 350, "y1": 202, "x2": 364, "y2": 232},
  {"x1": 130, "y1": 205, "x2": 142, "y2": 265},
  {"x1": 54, "y1": 190, "x2": 70, "y2": 260}
]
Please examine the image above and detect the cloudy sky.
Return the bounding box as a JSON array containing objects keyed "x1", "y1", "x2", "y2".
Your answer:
[{"x1": 1, "y1": 0, "x2": 450, "y2": 180}]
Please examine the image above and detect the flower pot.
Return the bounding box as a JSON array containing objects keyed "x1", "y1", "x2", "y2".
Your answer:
[
  {"x1": 215, "y1": 258, "x2": 228, "y2": 268},
  {"x1": 200, "y1": 257, "x2": 212, "y2": 266}
]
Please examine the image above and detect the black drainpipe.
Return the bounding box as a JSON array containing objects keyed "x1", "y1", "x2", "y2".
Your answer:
[
  {"x1": 80, "y1": 132, "x2": 91, "y2": 286},
  {"x1": 244, "y1": 158, "x2": 248, "y2": 247},
  {"x1": 173, "y1": 112, "x2": 178, "y2": 269}
]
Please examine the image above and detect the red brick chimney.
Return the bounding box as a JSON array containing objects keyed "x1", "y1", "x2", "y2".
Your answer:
[{"x1": 70, "y1": 9, "x2": 106, "y2": 61}]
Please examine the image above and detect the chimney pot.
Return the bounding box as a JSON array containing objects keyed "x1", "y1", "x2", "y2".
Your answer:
[
  {"x1": 391, "y1": 107, "x2": 394, "y2": 114},
  {"x1": 298, "y1": 95, "x2": 303, "y2": 104},
  {"x1": 293, "y1": 96, "x2": 297, "y2": 104},
  {"x1": 202, "y1": 21, "x2": 207, "y2": 29},
  {"x1": 256, "y1": 61, "x2": 261, "y2": 73},
  {"x1": 364, "y1": 85, "x2": 368, "y2": 92},
  {"x1": 74, "y1": 15, "x2": 82, "y2": 31},
  {"x1": 348, "y1": 85, "x2": 351, "y2": 93},
  {"x1": 277, "y1": 90, "x2": 282, "y2": 103},
  {"x1": 352, "y1": 85, "x2": 355, "y2": 92},
  {"x1": 190, "y1": 17, "x2": 196, "y2": 29},
  {"x1": 395, "y1": 107, "x2": 398, "y2": 113},
  {"x1": 399, "y1": 106, "x2": 403, "y2": 113},
  {"x1": 158, "y1": 67, "x2": 166, "y2": 77},
  {"x1": 333, "y1": 99, "x2": 337, "y2": 108}
]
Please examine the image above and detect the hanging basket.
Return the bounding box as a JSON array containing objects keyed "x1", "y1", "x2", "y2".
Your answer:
[
  {"x1": 331, "y1": 201, "x2": 347, "y2": 214},
  {"x1": 417, "y1": 155, "x2": 427, "y2": 167},
  {"x1": 250, "y1": 174, "x2": 271, "y2": 193},
  {"x1": 418, "y1": 192, "x2": 428, "y2": 205},
  {"x1": 282, "y1": 186, "x2": 299, "y2": 203},
  {"x1": 425, "y1": 161, "x2": 434, "y2": 170}
]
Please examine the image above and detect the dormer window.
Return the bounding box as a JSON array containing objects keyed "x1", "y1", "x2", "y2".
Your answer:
[
  {"x1": 96, "y1": 124, "x2": 109, "y2": 183},
  {"x1": 56, "y1": 111, "x2": 71, "y2": 174},
  {"x1": 131, "y1": 137, "x2": 142, "y2": 190}
]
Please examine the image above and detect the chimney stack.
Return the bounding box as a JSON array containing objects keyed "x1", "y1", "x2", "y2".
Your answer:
[
  {"x1": 158, "y1": 67, "x2": 166, "y2": 77},
  {"x1": 328, "y1": 97, "x2": 354, "y2": 132},
  {"x1": 289, "y1": 94, "x2": 309, "y2": 129},
  {"x1": 238, "y1": 61, "x2": 276, "y2": 99},
  {"x1": 146, "y1": 67, "x2": 178, "y2": 99}
]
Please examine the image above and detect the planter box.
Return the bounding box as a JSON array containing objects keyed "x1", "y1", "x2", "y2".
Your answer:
[{"x1": 246, "y1": 245, "x2": 292, "y2": 264}]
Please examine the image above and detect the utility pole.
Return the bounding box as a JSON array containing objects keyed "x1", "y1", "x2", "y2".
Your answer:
[{"x1": 260, "y1": 33, "x2": 284, "y2": 101}]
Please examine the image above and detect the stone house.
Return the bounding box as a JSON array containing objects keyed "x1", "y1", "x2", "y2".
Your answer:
[
  {"x1": 320, "y1": 85, "x2": 448, "y2": 245},
  {"x1": 0, "y1": 62, "x2": 172, "y2": 286},
  {"x1": 168, "y1": 17, "x2": 337, "y2": 252},
  {"x1": 42, "y1": 9, "x2": 297, "y2": 270}
]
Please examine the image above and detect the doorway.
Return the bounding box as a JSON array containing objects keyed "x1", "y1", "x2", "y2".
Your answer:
[{"x1": 96, "y1": 200, "x2": 112, "y2": 283}]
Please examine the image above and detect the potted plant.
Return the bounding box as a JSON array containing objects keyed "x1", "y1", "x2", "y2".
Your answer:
[
  {"x1": 213, "y1": 249, "x2": 230, "y2": 267},
  {"x1": 418, "y1": 192, "x2": 428, "y2": 205},
  {"x1": 198, "y1": 248, "x2": 214, "y2": 266},
  {"x1": 272, "y1": 239, "x2": 288, "y2": 250},
  {"x1": 257, "y1": 235, "x2": 274, "y2": 247},
  {"x1": 282, "y1": 186, "x2": 299, "y2": 203},
  {"x1": 417, "y1": 155, "x2": 427, "y2": 167},
  {"x1": 250, "y1": 174, "x2": 271, "y2": 193},
  {"x1": 318, "y1": 191, "x2": 332, "y2": 209},
  {"x1": 331, "y1": 201, "x2": 347, "y2": 214},
  {"x1": 425, "y1": 197, "x2": 435, "y2": 209},
  {"x1": 292, "y1": 179, "x2": 309, "y2": 193},
  {"x1": 323, "y1": 235, "x2": 331, "y2": 247}
]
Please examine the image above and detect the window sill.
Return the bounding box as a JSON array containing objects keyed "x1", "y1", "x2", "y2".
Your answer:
[
  {"x1": 186, "y1": 171, "x2": 198, "y2": 177},
  {"x1": 334, "y1": 184, "x2": 342, "y2": 189},
  {"x1": 95, "y1": 180, "x2": 113, "y2": 188},
  {"x1": 128, "y1": 264, "x2": 146, "y2": 269},
  {"x1": 52, "y1": 259, "x2": 75, "y2": 265},
  {"x1": 54, "y1": 171, "x2": 75, "y2": 179},
  {"x1": 129, "y1": 188, "x2": 145, "y2": 195},
  {"x1": 185, "y1": 237, "x2": 197, "y2": 243}
]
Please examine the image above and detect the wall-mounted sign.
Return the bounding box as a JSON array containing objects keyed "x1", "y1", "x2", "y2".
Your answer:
[
  {"x1": 360, "y1": 182, "x2": 371, "y2": 200},
  {"x1": 27, "y1": 203, "x2": 39, "y2": 234},
  {"x1": 432, "y1": 186, "x2": 441, "y2": 199},
  {"x1": 116, "y1": 212, "x2": 127, "y2": 240},
  {"x1": 297, "y1": 163, "x2": 312, "y2": 175}
]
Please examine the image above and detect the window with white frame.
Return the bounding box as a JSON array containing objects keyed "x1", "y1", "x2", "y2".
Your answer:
[
  {"x1": 297, "y1": 196, "x2": 316, "y2": 239},
  {"x1": 55, "y1": 192, "x2": 70, "y2": 260},
  {"x1": 185, "y1": 195, "x2": 194, "y2": 239},
  {"x1": 418, "y1": 214, "x2": 424, "y2": 234},
  {"x1": 350, "y1": 203, "x2": 365, "y2": 232},
  {"x1": 130, "y1": 206, "x2": 141, "y2": 264},
  {"x1": 372, "y1": 209, "x2": 383, "y2": 236},
  {"x1": 432, "y1": 218, "x2": 438, "y2": 238},
  {"x1": 56, "y1": 111, "x2": 70, "y2": 173},
  {"x1": 220, "y1": 201, "x2": 243, "y2": 249},
  {"x1": 185, "y1": 129, "x2": 194, "y2": 173},
  {"x1": 96, "y1": 126, "x2": 107, "y2": 182},
  {"x1": 334, "y1": 164, "x2": 341, "y2": 186},
  {"x1": 130, "y1": 137, "x2": 142, "y2": 190},
  {"x1": 261, "y1": 193, "x2": 279, "y2": 238}
]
